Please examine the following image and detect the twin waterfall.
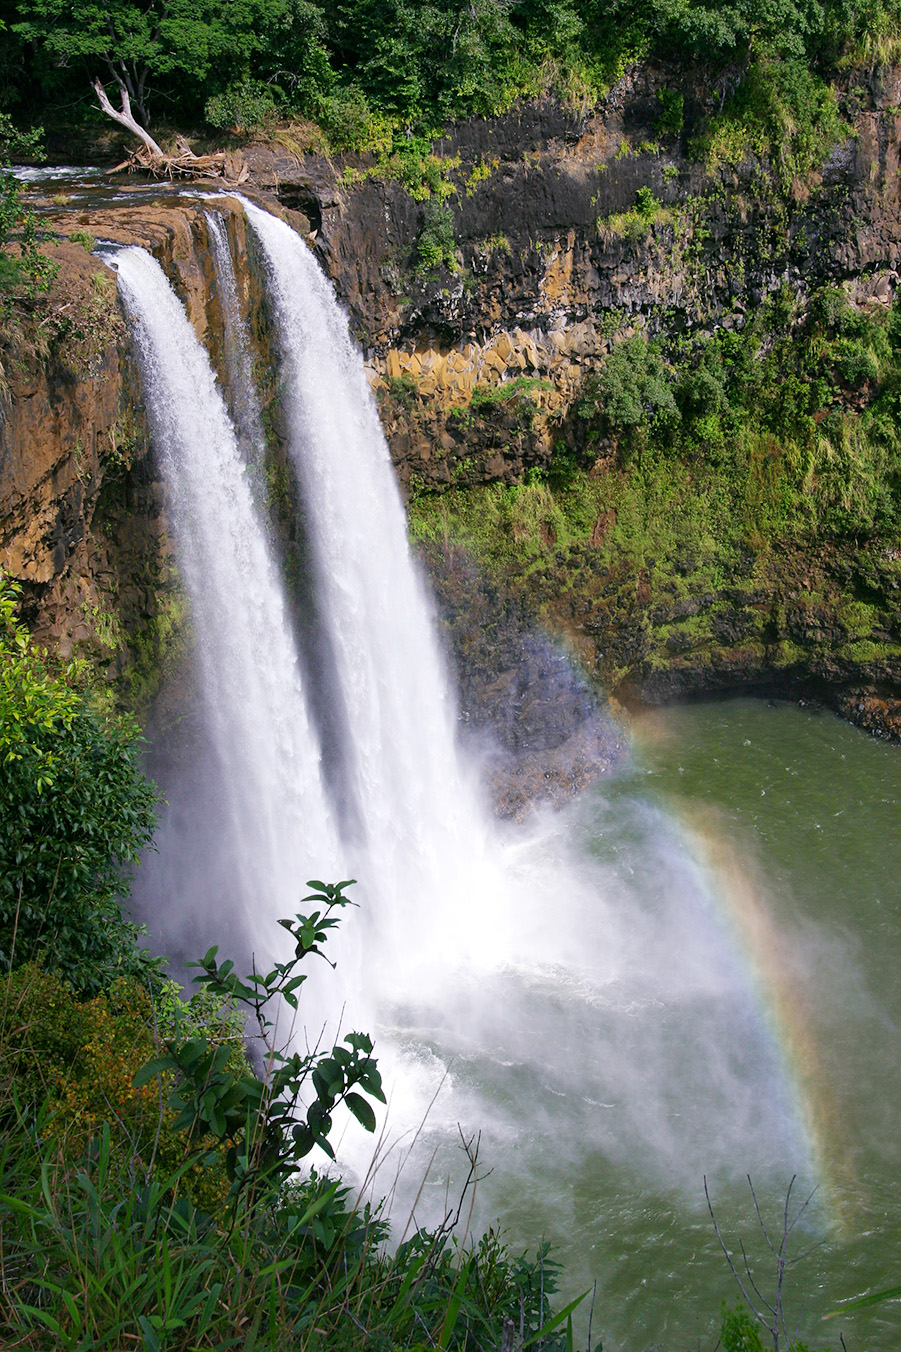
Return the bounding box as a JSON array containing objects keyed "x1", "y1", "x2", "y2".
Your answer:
[{"x1": 110, "y1": 202, "x2": 813, "y2": 1229}]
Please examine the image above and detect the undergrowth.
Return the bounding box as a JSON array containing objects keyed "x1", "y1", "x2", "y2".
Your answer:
[
  {"x1": 0, "y1": 891, "x2": 588, "y2": 1352},
  {"x1": 407, "y1": 282, "x2": 901, "y2": 697}
]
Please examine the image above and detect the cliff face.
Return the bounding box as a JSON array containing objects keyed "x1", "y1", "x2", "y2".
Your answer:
[
  {"x1": 244, "y1": 65, "x2": 901, "y2": 490},
  {"x1": 3, "y1": 66, "x2": 901, "y2": 741},
  {"x1": 244, "y1": 67, "x2": 901, "y2": 734},
  {"x1": 0, "y1": 196, "x2": 268, "y2": 705}
]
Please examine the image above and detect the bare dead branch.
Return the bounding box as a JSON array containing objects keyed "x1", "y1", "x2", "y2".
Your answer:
[
  {"x1": 749, "y1": 1174, "x2": 779, "y2": 1258},
  {"x1": 739, "y1": 1238, "x2": 775, "y2": 1316},
  {"x1": 92, "y1": 77, "x2": 164, "y2": 158},
  {"x1": 705, "y1": 1176, "x2": 760, "y2": 1319}
]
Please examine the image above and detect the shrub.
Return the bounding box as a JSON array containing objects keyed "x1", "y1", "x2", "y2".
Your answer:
[
  {"x1": 0, "y1": 115, "x2": 56, "y2": 311},
  {"x1": 204, "y1": 80, "x2": 278, "y2": 134},
  {"x1": 580, "y1": 334, "x2": 680, "y2": 460},
  {"x1": 316, "y1": 84, "x2": 393, "y2": 154},
  {"x1": 415, "y1": 200, "x2": 457, "y2": 273},
  {"x1": 656, "y1": 87, "x2": 684, "y2": 136},
  {"x1": 0, "y1": 577, "x2": 159, "y2": 996}
]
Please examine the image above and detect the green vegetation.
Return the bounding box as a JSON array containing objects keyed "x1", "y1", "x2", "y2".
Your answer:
[
  {"x1": 0, "y1": 114, "x2": 55, "y2": 315},
  {"x1": 408, "y1": 283, "x2": 901, "y2": 694},
  {"x1": 0, "y1": 577, "x2": 159, "y2": 996},
  {"x1": 576, "y1": 285, "x2": 901, "y2": 540},
  {"x1": 470, "y1": 376, "x2": 552, "y2": 411},
  {"x1": 596, "y1": 190, "x2": 680, "y2": 240},
  {"x1": 416, "y1": 286, "x2": 901, "y2": 560},
  {"x1": 416, "y1": 200, "x2": 457, "y2": 273},
  {"x1": 0, "y1": 0, "x2": 897, "y2": 192},
  {"x1": 0, "y1": 882, "x2": 590, "y2": 1349}
]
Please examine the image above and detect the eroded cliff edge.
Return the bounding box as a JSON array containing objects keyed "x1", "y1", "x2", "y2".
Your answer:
[{"x1": 3, "y1": 65, "x2": 901, "y2": 754}]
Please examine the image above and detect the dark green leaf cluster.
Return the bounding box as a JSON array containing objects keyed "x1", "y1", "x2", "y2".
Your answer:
[
  {"x1": 416, "y1": 200, "x2": 457, "y2": 274},
  {"x1": 0, "y1": 576, "x2": 159, "y2": 996},
  {"x1": 3, "y1": 0, "x2": 900, "y2": 151},
  {"x1": 719, "y1": 1300, "x2": 828, "y2": 1351}
]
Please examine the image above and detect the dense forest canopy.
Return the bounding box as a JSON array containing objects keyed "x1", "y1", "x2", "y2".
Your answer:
[{"x1": 1, "y1": 0, "x2": 901, "y2": 145}]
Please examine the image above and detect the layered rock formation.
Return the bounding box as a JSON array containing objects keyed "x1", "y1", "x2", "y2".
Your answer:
[
  {"x1": 0, "y1": 195, "x2": 263, "y2": 699},
  {"x1": 247, "y1": 65, "x2": 901, "y2": 493}
]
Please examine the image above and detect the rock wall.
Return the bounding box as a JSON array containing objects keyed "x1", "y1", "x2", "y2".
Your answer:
[
  {"x1": 3, "y1": 64, "x2": 901, "y2": 742},
  {"x1": 0, "y1": 194, "x2": 272, "y2": 705},
  {"x1": 244, "y1": 68, "x2": 901, "y2": 735},
  {"x1": 246, "y1": 65, "x2": 901, "y2": 493}
]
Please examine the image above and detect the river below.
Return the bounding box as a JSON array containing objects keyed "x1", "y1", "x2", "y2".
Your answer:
[{"x1": 367, "y1": 697, "x2": 900, "y2": 1352}]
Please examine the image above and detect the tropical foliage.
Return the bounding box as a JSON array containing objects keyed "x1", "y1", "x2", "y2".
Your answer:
[
  {"x1": 0, "y1": 112, "x2": 55, "y2": 308},
  {"x1": 0, "y1": 578, "x2": 159, "y2": 995},
  {"x1": 2, "y1": 0, "x2": 901, "y2": 148}
]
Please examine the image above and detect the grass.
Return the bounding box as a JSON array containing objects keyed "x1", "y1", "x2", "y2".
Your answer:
[{"x1": 596, "y1": 197, "x2": 678, "y2": 243}]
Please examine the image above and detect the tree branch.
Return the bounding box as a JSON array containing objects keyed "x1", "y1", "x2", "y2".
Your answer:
[{"x1": 92, "y1": 77, "x2": 164, "y2": 158}]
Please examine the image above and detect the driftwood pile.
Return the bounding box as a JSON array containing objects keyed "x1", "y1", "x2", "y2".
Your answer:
[
  {"x1": 92, "y1": 79, "x2": 249, "y2": 184},
  {"x1": 110, "y1": 139, "x2": 250, "y2": 184}
]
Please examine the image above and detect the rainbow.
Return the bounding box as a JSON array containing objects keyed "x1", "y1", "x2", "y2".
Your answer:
[{"x1": 667, "y1": 797, "x2": 858, "y2": 1237}]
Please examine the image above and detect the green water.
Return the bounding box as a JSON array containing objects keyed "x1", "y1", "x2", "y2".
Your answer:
[{"x1": 484, "y1": 698, "x2": 901, "y2": 1351}]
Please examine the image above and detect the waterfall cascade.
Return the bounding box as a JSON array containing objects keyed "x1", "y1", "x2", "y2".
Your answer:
[
  {"x1": 204, "y1": 210, "x2": 267, "y2": 472},
  {"x1": 110, "y1": 205, "x2": 818, "y2": 1252},
  {"x1": 110, "y1": 245, "x2": 339, "y2": 949}
]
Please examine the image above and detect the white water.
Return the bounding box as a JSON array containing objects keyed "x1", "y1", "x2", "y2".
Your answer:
[
  {"x1": 205, "y1": 210, "x2": 267, "y2": 472},
  {"x1": 115, "y1": 213, "x2": 817, "y2": 1237},
  {"x1": 241, "y1": 199, "x2": 511, "y2": 994},
  {"x1": 110, "y1": 246, "x2": 339, "y2": 945}
]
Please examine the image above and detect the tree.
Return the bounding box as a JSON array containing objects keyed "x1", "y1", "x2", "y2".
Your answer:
[
  {"x1": 0, "y1": 577, "x2": 159, "y2": 995},
  {"x1": 11, "y1": 0, "x2": 315, "y2": 142},
  {"x1": 0, "y1": 111, "x2": 55, "y2": 307},
  {"x1": 659, "y1": 0, "x2": 826, "y2": 62},
  {"x1": 15, "y1": 0, "x2": 219, "y2": 127}
]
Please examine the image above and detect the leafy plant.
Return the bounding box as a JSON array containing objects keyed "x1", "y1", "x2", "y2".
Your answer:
[
  {"x1": 204, "y1": 79, "x2": 278, "y2": 133},
  {"x1": 0, "y1": 115, "x2": 56, "y2": 310},
  {"x1": 136, "y1": 880, "x2": 386, "y2": 1201},
  {"x1": 656, "y1": 87, "x2": 684, "y2": 136},
  {"x1": 0, "y1": 576, "x2": 159, "y2": 996},
  {"x1": 634, "y1": 185, "x2": 659, "y2": 220},
  {"x1": 579, "y1": 333, "x2": 679, "y2": 460},
  {"x1": 416, "y1": 200, "x2": 457, "y2": 273}
]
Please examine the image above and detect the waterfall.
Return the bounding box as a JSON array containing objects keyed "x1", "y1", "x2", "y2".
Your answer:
[
  {"x1": 205, "y1": 210, "x2": 267, "y2": 472},
  {"x1": 112, "y1": 212, "x2": 816, "y2": 1234},
  {"x1": 230, "y1": 200, "x2": 813, "y2": 1205},
  {"x1": 109, "y1": 245, "x2": 339, "y2": 951},
  {"x1": 240, "y1": 199, "x2": 509, "y2": 986}
]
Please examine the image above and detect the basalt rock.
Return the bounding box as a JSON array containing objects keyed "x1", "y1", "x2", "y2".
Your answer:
[
  {"x1": 4, "y1": 69, "x2": 901, "y2": 753},
  {"x1": 0, "y1": 192, "x2": 279, "y2": 706}
]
